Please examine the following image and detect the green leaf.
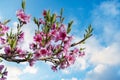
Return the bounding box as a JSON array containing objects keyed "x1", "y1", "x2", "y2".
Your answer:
[
  {"x1": 51, "y1": 14, "x2": 56, "y2": 23},
  {"x1": 84, "y1": 24, "x2": 93, "y2": 39},
  {"x1": 0, "y1": 33, "x2": 4, "y2": 36},
  {"x1": 60, "y1": 8, "x2": 64, "y2": 23},
  {"x1": 12, "y1": 40, "x2": 17, "y2": 49},
  {"x1": 10, "y1": 29, "x2": 13, "y2": 37},
  {"x1": 80, "y1": 48, "x2": 85, "y2": 51},
  {"x1": 22, "y1": 0, "x2": 26, "y2": 10},
  {"x1": 60, "y1": 8, "x2": 64, "y2": 16},
  {"x1": 3, "y1": 19, "x2": 11, "y2": 25},
  {"x1": 33, "y1": 17, "x2": 38, "y2": 25},
  {"x1": 44, "y1": 26, "x2": 49, "y2": 33},
  {"x1": 45, "y1": 10, "x2": 51, "y2": 22},
  {"x1": 61, "y1": 17, "x2": 65, "y2": 22},
  {"x1": 27, "y1": 53, "x2": 32, "y2": 59},
  {"x1": 67, "y1": 20, "x2": 73, "y2": 34}
]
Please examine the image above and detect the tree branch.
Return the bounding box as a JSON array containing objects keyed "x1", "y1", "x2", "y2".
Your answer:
[
  {"x1": 71, "y1": 38, "x2": 86, "y2": 47},
  {"x1": 0, "y1": 54, "x2": 54, "y2": 63}
]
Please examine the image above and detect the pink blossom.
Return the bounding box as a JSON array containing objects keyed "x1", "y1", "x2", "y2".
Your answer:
[
  {"x1": 39, "y1": 18, "x2": 45, "y2": 24},
  {"x1": 51, "y1": 29, "x2": 58, "y2": 39},
  {"x1": 0, "y1": 77, "x2": 6, "y2": 80},
  {"x1": 51, "y1": 65, "x2": 57, "y2": 71},
  {"x1": 29, "y1": 43, "x2": 37, "y2": 50},
  {"x1": 59, "y1": 31, "x2": 67, "y2": 41},
  {"x1": 16, "y1": 47, "x2": 26, "y2": 58},
  {"x1": 71, "y1": 48, "x2": 79, "y2": 56},
  {"x1": 59, "y1": 62, "x2": 68, "y2": 69},
  {"x1": 46, "y1": 45, "x2": 53, "y2": 56},
  {"x1": 40, "y1": 48, "x2": 48, "y2": 56},
  {"x1": 51, "y1": 24, "x2": 56, "y2": 30},
  {"x1": 18, "y1": 32, "x2": 24, "y2": 42},
  {"x1": 29, "y1": 59, "x2": 35, "y2": 66},
  {"x1": 4, "y1": 47, "x2": 11, "y2": 55},
  {"x1": 16, "y1": 9, "x2": 30, "y2": 24},
  {"x1": 0, "y1": 65, "x2": 7, "y2": 80},
  {"x1": 59, "y1": 24, "x2": 66, "y2": 32},
  {"x1": 0, "y1": 65, "x2": 4, "y2": 72},
  {"x1": 43, "y1": 10, "x2": 47, "y2": 16},
  {"x1": 54, "y1": 24, "x2": 67, "y2": 41},
  {"x1": 2, "y1": 26, "x2": 9, "y2": 31},
  {"x1": 79, "y1": 52, "x2": 85, "y2": 57},
  {"x1": 34, "y1": 50, "x2": 41, "y2": 59},
  {"x1": 33, "y1": 34, "x2": 42, "y2": 43},
  {"x1": 0, "y1": 23, "x2": 9, "y2": 35},
  {"x1": 63, "y1": 36, "x2": 73, "y2": 51},
  {"x1": 66, "y1": 55, "x2": 75, "y2": 64},
  {"x1": 3, "y1": 71, "x2": 8, "y2": 76},
  {"x1": 0, "y1": 37, "x2": 5, "y2": 44},
  {"x1": 63, "y1": 41, "x2": 71, "y2": 54}
]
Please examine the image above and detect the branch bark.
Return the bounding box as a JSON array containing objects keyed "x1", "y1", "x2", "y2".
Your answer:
[{"x1": 71, "y1": 38, "x2": 86, "y2": 47}]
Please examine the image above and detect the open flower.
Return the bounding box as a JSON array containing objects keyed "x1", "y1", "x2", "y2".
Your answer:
[
  {"x1": 0, "y1": 37, "x2": 5, "y2": 44},
  {"x1": 0, "y1": 23, "x2": 9, "y2": 36},
  {"x1": 33, "y1": 34, "x2": 42, "y2": 43},
  {"x1": 16, "y1": 9, "x2": 30, "y2": 24},
  {"x1": 0, "y1": 65, "x2": 7, "y2": 80},
  {"x1": 40, "y1": 48, "x2": 48, "y2": 56},
  {"x1": 43, "y1": 10, "x2": 47, "y2": 16},
  {"x1": 51, "y1": 65, "x2": 57, "y2": 72},
  {"x1": 18, "y1": 32, "x2": 24, "y2": 42},
  {"x1": 4, "y1": 46, "x2": 11, "y2": 56},
  {"x1": 0, "y1": 65, "x2": 4, "y2": 72}
]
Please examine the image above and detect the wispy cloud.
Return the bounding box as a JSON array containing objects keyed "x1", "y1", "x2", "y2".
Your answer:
[
  {"x1": 7, "y1": 66, "x2": 22, "y2": 80},
  {"x1": 83, "y1": 0, "x2": 120, "y2": 80},
  {"x1": 23, "y1": 66, "x2": 38, "y2": 74},
  {"x1": 60, "y1": 1, "x2": 120, "y2": 80}
]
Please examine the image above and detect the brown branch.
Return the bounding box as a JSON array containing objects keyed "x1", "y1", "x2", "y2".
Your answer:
[
  {"x1": 0, "y1": 54, "x2": 54, "y2": 63},
  {"x1": 71, "y1": 38, "x2": 86, "y2": 47}
]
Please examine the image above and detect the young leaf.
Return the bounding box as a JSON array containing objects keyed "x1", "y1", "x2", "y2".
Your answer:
[
  {"x1": 60, "y1": 8, "x2": 64, "y2": 17},
  {"x1": 67, "y1": 20, "x2": 73, "y2": 34},
  {"x1": 12, "y1": 40, "x2": 17, "y2": 49},
  {"x1": 33, "y1": 17, "x2": 38, "y2": 25},
  {"x1": 22, "y1": 0, "x2": 26, "y2": 10},
  {"x1": 51, "y1": 14, "x2": 56, "y2": 23},
  {"x1": 3, "y1": 19, "x2": 11, "y2": 25},
  {"x1": 84, "y1": 24, "x2": 93, "y2": 39}
]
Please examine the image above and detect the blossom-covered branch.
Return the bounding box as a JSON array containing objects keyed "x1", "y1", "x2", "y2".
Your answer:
[{"x1": 0, "y1": 0, "x2": 93, "y2": 79}]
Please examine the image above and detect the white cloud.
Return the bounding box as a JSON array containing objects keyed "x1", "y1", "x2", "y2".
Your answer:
[
  {"x1": 13, "y1": 22, "x2": 18, "y2": 27},
  {"x1": 86, "y1": 0, "x2": 120, "y2": 66},
  {"x1": 23, "y1": 66, "x2": 38, "y2": 74},
  {"x1": 7, "y1": 66, "x2": 22, "y2": 80},
  {"x1": 62, "y1": 69, "x2": 70, "y2": 74},
  {"x1": 71, "y1": 58, "x2": 88, "y2": 71},
  {"x1": 60, "y1": 0, "x2": 120, "y2": 80},
  {"x1": 84, "y1": 0, "x2": 120, "y2": 80},
  {"x1": 61, "y1": 77, "x2": 78, "y2": 80},
  {"x1": 89, "y1": 43, "x2": 120, "y2": 65},
  {"x1": 0, "y1": 16, "x2": 2, "y2": 20},
  {"x1": 93, "y1": 64, "x2": 106, "y2": 74},
  {"x1": 12, "y1": 22, "x2": 35, "y2": 51},
  {"x1": 99, "y1": 1, "x2": 120, "y2": 16},
  {"x1": 71, "y1": 77, "x2": 78, "y2": 80},
  {"x1": 85, "y1": 65, "x2": 120, "y2": 80}
]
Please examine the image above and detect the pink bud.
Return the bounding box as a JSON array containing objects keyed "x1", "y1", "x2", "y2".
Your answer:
[{"x1": 43, "y1": 10, "x2": 47, "y2": 16}]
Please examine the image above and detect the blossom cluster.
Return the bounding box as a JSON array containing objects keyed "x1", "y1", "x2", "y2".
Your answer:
[
  {"x1": 16, "y1": 9, "x2": 30, "y2": 24},
  {"x1": 0, "y1": 23, "x2": 9, "y2": 44},
  {"x1": 29, "y1": 10, "x2": 85, "y2": 71},
  {"x1": 0, "y1": 0, "x2": 93, "y2": 79},
  {"x1": 0, "y1": 65, "x2": 7, "y2": 80}
]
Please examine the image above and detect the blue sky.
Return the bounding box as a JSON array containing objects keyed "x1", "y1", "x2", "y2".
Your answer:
[{"x1": 0, "y1": 0, "x2": 120, "y2": 80}]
